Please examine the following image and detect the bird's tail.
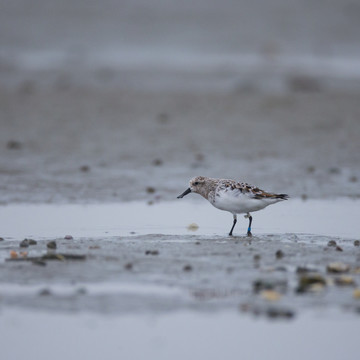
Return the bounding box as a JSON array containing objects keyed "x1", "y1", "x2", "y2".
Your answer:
[{"x1": 275, "y1": 194, "x2": 289, "y2": 200}]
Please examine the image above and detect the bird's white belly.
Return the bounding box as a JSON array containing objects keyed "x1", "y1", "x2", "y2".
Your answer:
[{"x1": 212, "y1": 191, "x2": 270, "y2": 214}]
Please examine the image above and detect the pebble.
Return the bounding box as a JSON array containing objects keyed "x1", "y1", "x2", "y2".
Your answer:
[
  {"x1": 10, "y1": 250, "x2": 18, "y2": 259},
  {"x1": 146, "y1": 186, "x2": 156, "y2": 194},
  {"x1": 183, "y1": 264, "x2": 193, "y2": 272},
  {"x1": 64, "y1": 235, "x2": 73, "y2": 240},
  {"x1": 296, "y1": 274, "x2": 327, "y2": 293},
  {"x1": 27, "y1": 239, "x2": 37, "y2": 245},
  {"x1": 47, "y1": 241, "x2": 57, "y2": 249},
  {"x1": 260, "y1": 290, "x2": 281, "y2": 302},
  {"x1": 275, "y1": 250, "x2": 284, "y2": 259},
  {"x1": 327, "y1": 262, "x2": 350, "y2": 273},
  {"x1": 334, "y1": 276, "x2": 356, "y2": 286},
  {"x1": 253, "y1": 254, "x2": 261, "y2": 262},
  {"x1": 152, "y1": 158, "x2": 163, "y2": 166},
  {"x1": 336, "y1": 246, "x2": 343, "y2": 252},
  {"x1": 266, "y1": 308, "x2": 295, "y2": 319},
  {"x1": 354, "y1": 240, "x2": 360, "y2": 247},
  {"x1": 187, "y1": 223, "x2": 199, "y2": 231},
  {"x1": 145, "y1": 250, "x2": 159, "y2": 255},
  {"x1": 19, "y1": 239, "x2": 29, "y2": 248},
  {"x1": 353, "y1": 289, "x2": 360, "y2": 299},
  {"x1": 253, "y1": 279, "x2": 287, "y2": 293},
  {"x1": 124, "y1": 262, "x2": 133, "y2": 270},
  {"x1": 327, "y1": 240, "x2": 337, "y2": 247},
  {"x1": 80, "y1": 165, "x2": 90, "y2": 172},
  {"x1": 0, "y1": 237, "x2": 4, "y2": 241},
  {"x1": 38, "y1": 288, "x2": 51, "y2": 296},
  {"x1": 6, "y1": 140, "x2": 22, "y2": 150}
]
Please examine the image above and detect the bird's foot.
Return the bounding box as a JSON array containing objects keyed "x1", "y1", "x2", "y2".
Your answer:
[{"x1": 247, "y1": 231, "x2": 252, "y2": 237}]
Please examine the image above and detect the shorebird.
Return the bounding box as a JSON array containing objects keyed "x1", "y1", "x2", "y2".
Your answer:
[{"x1": 177, "y1": 176, "x2": 288, "y2": 236}]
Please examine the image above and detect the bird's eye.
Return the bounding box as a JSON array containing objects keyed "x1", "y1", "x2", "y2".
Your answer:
[{"x1": 194, "y1": 181, "x2": 199, "y2": 185}]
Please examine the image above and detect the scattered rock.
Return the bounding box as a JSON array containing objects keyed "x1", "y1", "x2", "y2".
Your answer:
[
  {"x1": 275, "y1": 250, "x2": 284, "y2": 259},
  {"x1": 64, "y1": 235, "x2": 73, "y2": 240},
  {"x1": 260, "y1": 290, "x2": 281, "y2": 302},
  {"x1": 89, "y1": 245, "x2": 100, "y2": 250},
  {"x1": 353, "y1": 289, "x2": 360, "y2": 299},
  {"x1": 336, "y1": 245, "x2": 343, "y2": 252},
  {"x1": 327, "y1": 262, "x2": 350, "y2": 273},
  {"x1": 152, "y1": 158, "x2": 163, "y2": 166},
  {"x1": 10, "y1": 250, "x2": 18, "y2": 259},
  {"x1": 0, "y1": 237, "x2": 4, "y2": 241},
  {"x1": 266, "y1": 307, "x2": 295, "y2": 319},
  {"x1": 6, "y1": 140, "x2": 22, "y2": 150},
  {"x1": 124, "y1": 262, "x2": 133, "y2": 270},
  {"x1": 80, "y1": 165, "x2": 90, "y2": 172},
  {"x1": 349, "y1": 176, "x2": 358, "y2": 183},
  {"x1": 306, "y1": 166, "x2": 315, "y2": 174},
  {"x1": 195, "y1": 241, "x2": 201, "y2": 245},
  {"x1": 145, "y1": 250, "x2": 159, "y2": 256},
  {"x1": 19, "y1": 239, "x2": 29, "y2": 248},
  {"x1": 47, "y1": 241, "x2": 57, "y2": 249},
  {"x1": 253, "y1": 279, "x2": 288, "y2": 294},
  {"x1": 328, "y1": 240, "x2": 337, "y2": 247},
  {"x1": 27, "y1": 239, "x2": 37, "y2": 245},
  {"x1": 296, "y1": 274, "x2": 327, "y2": 293},
  {"x1": 334, "y1": 276, "x2": 356, "y2": 286},
  {"x1": 296, "y1": 266, "x2": 318, "y2": 274},
  {"x1": 38, "y1": 288, "x2": 51, "y2": 296},
  {"x1": 146, "y1": 186, "x2": 156, "y2": 194},
  {"x1": 76, "y1": 287, "x2": 87, "y2": 295},
  {"x1": 328, "y1": 167, "x2": 341, "y2": 174},
  {"x1": 187, "y1": 223, "x2": 199, "y2": 231},
  {"x1": 354, "y1": 240, "x2": 360, "y2": 247},
  {"x1": 301, "y1": 194, "x2": 308, "y2": 201},
  {"x1": 253, "y1": 254, "x2": 261, "y2": 262},
  {"x1": 183, "y1": 264, "x2": 193, "y2": 272}
]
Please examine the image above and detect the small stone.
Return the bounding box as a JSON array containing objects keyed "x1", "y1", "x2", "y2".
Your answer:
[
  {"x1": 19, "y1": 239, "x2": 29, "y2": 248},
  {"x1": 146, "y1": 186, "x2": 156, "y2": 194},
  {"x1": 353, "y1": 288, "x2": 360, "y2": 299},
  {"x1": 306, "y1": 166, "x2": 315, "y2": 174},
  {"x1": 157, "y1": 112, "x2": 169, "y2": 123},
  {"x1": 195, "y1": 241, "x2": 201, "y2": 245},
  {"x1": 145, "y1": 250, "x2": 159, "y2": 256},
  {"x1": 47, "y1": 241, "x2": 57, "y2": 249},
  {"x1": 10, "y1": 250, "x2": 18, "y2": 259},
  {"x1": 327, "y1": 262, "x2": 350, "y2": 273},
  {"x1": 20, "y1": 251, "x2": 28, "y2": 258},
  {"x1": 187, "y1": 223, "x2": 199, "y2": 231},
  {"x1": 349, "y1": 176, "x2": 358, "y2": 183},
  {"x1": 354, "y1": 240, "x2": 360, "y2": 247},
  {"x1": 334, "y1": 276, "x2": 355, "y2": 286},
  {"x1": 124, "y1": 262, "x2": 133, "y2": 270},
  {"x1": 183, "y1": 264, "x2": 192, "y2": 272},
  {"x1": 266, "y1": 308, "x2": 295, "y2": 319},
  {"x1": 152, "y1": 158, "x2": 163, "y2": 166},
  {"x1": 296, "y1": 266, "x2": 318, "y2": 274},
  {"x1": 253, "y1": 254, "x2": 261, "y2": 262},
  {"x1": 76, "y1": 287, "x2": 87, "y2": 295},
  {"x1": 296, "y1": 274, "x2": 326, "y2": 293},
  {"x1": 301, "y1": 194, "x2": 308, "y2": 201},
  {"x1": 260, "y1": 290, "x2": 281, "y2": 302},
  {"x1": 0, "y1": 237, "x2": 4, "y2": 241},
  {"x1": 64, "y1": 235, "x2": 73, "y2": 240},
  {"x1": 80, "y1": 165, "x2": 90, "y2": 172},
  {"x1": 38, "y1": 288, "x2": 51, "y2": 296},
  {"x1": 253, "y1": 279, "x2": 288, "y2": 294},
  {"x1": 275, "y1": 250, "x2": 284, "y2": 259},
  {"x1": 328, "y1": 240, "x2": 337, "y2": 247},
  {"x1": 336, "y1": 246, "x2": 343, "y2": 252},
  {"x1": 6, "y1": 140, "x2": 22, "y2": 150},
  {"x1": 89, "y1": 245, "x2": 100, "y2": 249},
  {"x1": 27, "y1": 239, "x2": 37, "y2": 245}
]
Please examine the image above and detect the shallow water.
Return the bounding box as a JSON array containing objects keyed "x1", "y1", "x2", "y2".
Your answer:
[{"x1": 0, "y1": 198, "x2": 359, "y2": 239}]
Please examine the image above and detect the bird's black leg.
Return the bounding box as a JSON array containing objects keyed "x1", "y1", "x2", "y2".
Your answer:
[
  {"x1": 245, "y1": 212, "x2": 253, "y2": 237},
  {"x1": 229, "y1": 214, "x2": 237, "y2": 236}
]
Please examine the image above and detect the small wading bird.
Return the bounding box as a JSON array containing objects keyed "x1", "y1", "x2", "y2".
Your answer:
[{"x1": 177, "y1": 176, "x2": 288, "y2": 236}]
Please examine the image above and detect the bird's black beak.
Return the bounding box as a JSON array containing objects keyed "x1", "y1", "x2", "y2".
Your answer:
[{"x1": 177, "y1": 188, "x2": 191, "y2": 199}]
